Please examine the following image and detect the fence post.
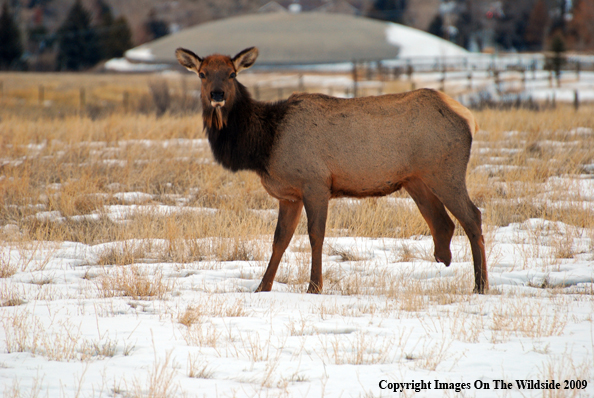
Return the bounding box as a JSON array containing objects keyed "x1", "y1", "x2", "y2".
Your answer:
[
  {"x1": 407, "y1": 64, "x2": 414, "y2": 91},
  {"x1": 298, "y1": 74, "x2": 304, "y2": 92},
  {"x1": 123, "y1": 91, "x2": 129, "y2": 112},
  {"x1": 493, "y1": 69, "x2": 500, "y2": 93},
  {"x1": 80, "y1": 87, "x2": 86, "y2": 110},
  {"x1": 352, "y1": 60, "x2": 358, "y2": 98},
  {"x1": 576, "y1": 61, "x2": 580, "y2": 81},
  {"x1": 522, "y1": 69, "x2": 526, "y2": 91},
  {"x1": 574, "y1": 90, "x2": 579, "y2": 110},
  {"x1": 376, "y1": 61, "x2": 383, "y2": 82},
  {"x1": 467, "y1": 72, "x2": 472, "y2": 90}
]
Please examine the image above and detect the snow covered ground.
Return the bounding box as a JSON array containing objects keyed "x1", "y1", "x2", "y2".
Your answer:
[
  {"x1": 1, "y1": 129, "x2": 594, "y2": 397},
  {"x1": 1, "y1": 217, "x2": 593, "y2": 397}
]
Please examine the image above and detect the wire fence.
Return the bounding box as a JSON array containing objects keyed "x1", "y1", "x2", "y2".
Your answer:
[{"x1": 1, "y1": 53, "x2": 593, "y2": 116}]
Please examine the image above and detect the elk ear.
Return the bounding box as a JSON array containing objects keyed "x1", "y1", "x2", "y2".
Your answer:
[
  {"x1": 175, "y1": 48, "x2": 203, "y2": 72},
  {"x1": 232, "y1": 47, "x2": 259, "y2": 73}
]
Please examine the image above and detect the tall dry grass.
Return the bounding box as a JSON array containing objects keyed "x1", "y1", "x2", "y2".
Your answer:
[{"x1": 1, "y1": 73, "x2": 593, "y2": 259}]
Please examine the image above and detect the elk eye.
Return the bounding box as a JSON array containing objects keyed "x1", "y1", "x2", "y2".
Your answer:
[
  {"x1": 230, "y1": 72, "x2": 236, "y2": 79},
  {"x1": 199, "y1": 72, "x2": 205, "y2": 79}
]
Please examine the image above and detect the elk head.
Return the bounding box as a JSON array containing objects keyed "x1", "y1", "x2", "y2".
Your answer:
[{"x1": 175, "y1": 47, "x2": 259, "y2": 130}]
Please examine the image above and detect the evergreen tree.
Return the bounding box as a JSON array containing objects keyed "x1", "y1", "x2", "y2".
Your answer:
[
  {"x1": 566, "y1": 0, "x2": 594, "y2": 51},
  {"x1": 427, "y1": 14, "x2": 445, "y2": 39},
  {"x1": 549, "y1": 34, "x2": 566, "y2": 79},
  {"x1": 494, "y1": 0, "x2": 533, "y2": 51},
  {"x1": 548, "y1": 0, "x2": 569, "y2": 39},
  {"x1": 96, "y1": 0, "x2": 132, "y2": 59},
  {"x1": 0, "y1": 2, "x2": 23, "y2": 70},
  {"x1": 367, "y1": 0, "x2": 407, "y2": 24},
  {"x1": 56, "y1": 0, "x2": 100, "y2": 70},
  {"x1": 525, "y1": 0, "x2": 549, "y2": 50},
  {"x1": 105, "y1": 16, "x2": 132, "y2": 58},
  {"x1": 144, "y1": 8, "x2": 169, "y2": 41},
  {"x1": 455, "y1": 0, "x2": 482, "y2": 50}
]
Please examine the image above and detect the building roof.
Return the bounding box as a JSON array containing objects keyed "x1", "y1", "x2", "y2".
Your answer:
[{"x1": 125, "y1": 12, "x2": 401, "y2": 66}]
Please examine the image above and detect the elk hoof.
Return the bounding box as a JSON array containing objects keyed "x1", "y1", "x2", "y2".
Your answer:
[
  {"x1": 306, "y1": 283, "x2": 322, "y2": 294},
  {"x1": 255, "y1": 282, "x2": 272, "y2": 293},
  {"x1": 434, "y1": 255, "x2": 451, "y2": 267},
  {"x1": 473, "y1": 285, "x2": 487, "y2": 295}
]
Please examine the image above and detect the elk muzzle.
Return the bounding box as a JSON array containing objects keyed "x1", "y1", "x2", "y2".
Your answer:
[{"x1": 210, "y1": 91, "x2": 225, "y2": 107}]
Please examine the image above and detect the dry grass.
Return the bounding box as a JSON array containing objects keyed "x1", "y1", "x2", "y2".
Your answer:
[
  {"x1": 96, "y1": 265, "x2": 175, "y2": 300},
  {"x1": 1, "y1": 307, "x2": 119, "y2": 361},
  {"x1": 2, "y1": 73, "x2": 593, "y2": 244},
  {"x1": 490, "y1": 299, "x2": 568, "y2": 342},
  {"x1": 538, "y1": 353, "x2": 593, "y2": 398},
  {"x1": 314, "y1": 332, "x2": 395, "y2": 365},
  {"x1": 187, "y1": 353, "x2": 214, "y2": 379},
  {"x1": 327, "y1": 197, "x2": 430, "y2": 238}
]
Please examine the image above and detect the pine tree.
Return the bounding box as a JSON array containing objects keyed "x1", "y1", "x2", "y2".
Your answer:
[
  {"x1": 525, "y1": 0, "x2": 549, "y2": 50},
  {"x1": 105, "y1": 16, "x2": 132, "y2": 58},
  {"x1": 0, "y1": 2, "x2": 23, "y2": 70},
  {"x1": 367, "y1": 0, "x2": 407, "y2": 24},
  {"x1": 567, "y1": 0, "x2": 594, "y2": 51},
  {"x1": 455, "y1": 0, "x2": 482, "y2": 50},
  {"x1": 427, "y1": 14, "x2": 445, "y2": 39},
  {"x1": 56, "y1": 0, "x2": 100, "y2": 71},
  {"x1": 494, "y1": 0, "x2": 535, "y2": 51},
  {"x1": 96, "y1": 0, "x2": 132, "y2": 59},
  {"x1": 545, "y1": 34, "x2": 566, "y2": 81},
  {"x1": 548, "y1": 0, "x2": 569, "y2": 39},
  {"x1": 144, "y1": 8, "x2": 169, "y2": 41}
]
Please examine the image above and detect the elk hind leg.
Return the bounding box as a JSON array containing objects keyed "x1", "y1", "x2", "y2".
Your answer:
[
  {"x1": 303, "y1": 192, "x2": 330, "y2": 294},
  {"x1": 404, "y1": 178, "x2": 455, "y2": 266},
  {"x1": 426, "y1": 178, "x2": 488, "y2": 294},
  {"x1": 256, "y1": 199, "x2": 303, "y2": 292}
]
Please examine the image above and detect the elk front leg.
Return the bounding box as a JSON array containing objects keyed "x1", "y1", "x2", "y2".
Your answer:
[
  {"x1": 303, "y1": 192, "x2": 330, "y2": 294},
  {"x1": 256, "y1": 199, "x2": 303, "y2": 292}
]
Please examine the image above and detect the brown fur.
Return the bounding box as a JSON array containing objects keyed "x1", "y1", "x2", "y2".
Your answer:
[{"x1": 176, "y1": 47, "x2": 488, "y2": 294}]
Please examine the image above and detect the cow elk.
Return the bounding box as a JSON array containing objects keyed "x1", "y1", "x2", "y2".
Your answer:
[{"x1": 176, "y1": 46, "x2": 488, "y2": 294}]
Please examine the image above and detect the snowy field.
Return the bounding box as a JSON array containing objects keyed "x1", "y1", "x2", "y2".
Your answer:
[{"x1": 1, "y1": 112, "x2": 594, "y2": 398}]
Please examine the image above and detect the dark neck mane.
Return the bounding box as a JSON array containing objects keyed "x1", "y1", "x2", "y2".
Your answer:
[{"x1": 204, "y1": 82, "x2": 293, "y2": 175}]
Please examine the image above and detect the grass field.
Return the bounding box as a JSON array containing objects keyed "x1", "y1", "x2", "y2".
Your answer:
[{"x1": 1, "y1": 72, "x2": 593, "y2": 397}]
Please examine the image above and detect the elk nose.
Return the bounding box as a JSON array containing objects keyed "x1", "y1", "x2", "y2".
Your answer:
[{"x1": 210, "y1": 91, "x2": 225, "y2": 102}]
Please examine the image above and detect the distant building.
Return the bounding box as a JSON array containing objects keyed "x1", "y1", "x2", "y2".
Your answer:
[
  {"x1": 314, "y1": 0, "x2": 360, "y2": 15},
  {"x1": 125, "y1": 12, "x2": 402, "y2": 66},
  {"x1": 258, "y1": 2, "x2": 288, "y2": 13}
]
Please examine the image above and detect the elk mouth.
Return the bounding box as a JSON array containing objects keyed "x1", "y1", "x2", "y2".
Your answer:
[{"x1": 210, "y1": 100, "x2": 225, "y2": 108}]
